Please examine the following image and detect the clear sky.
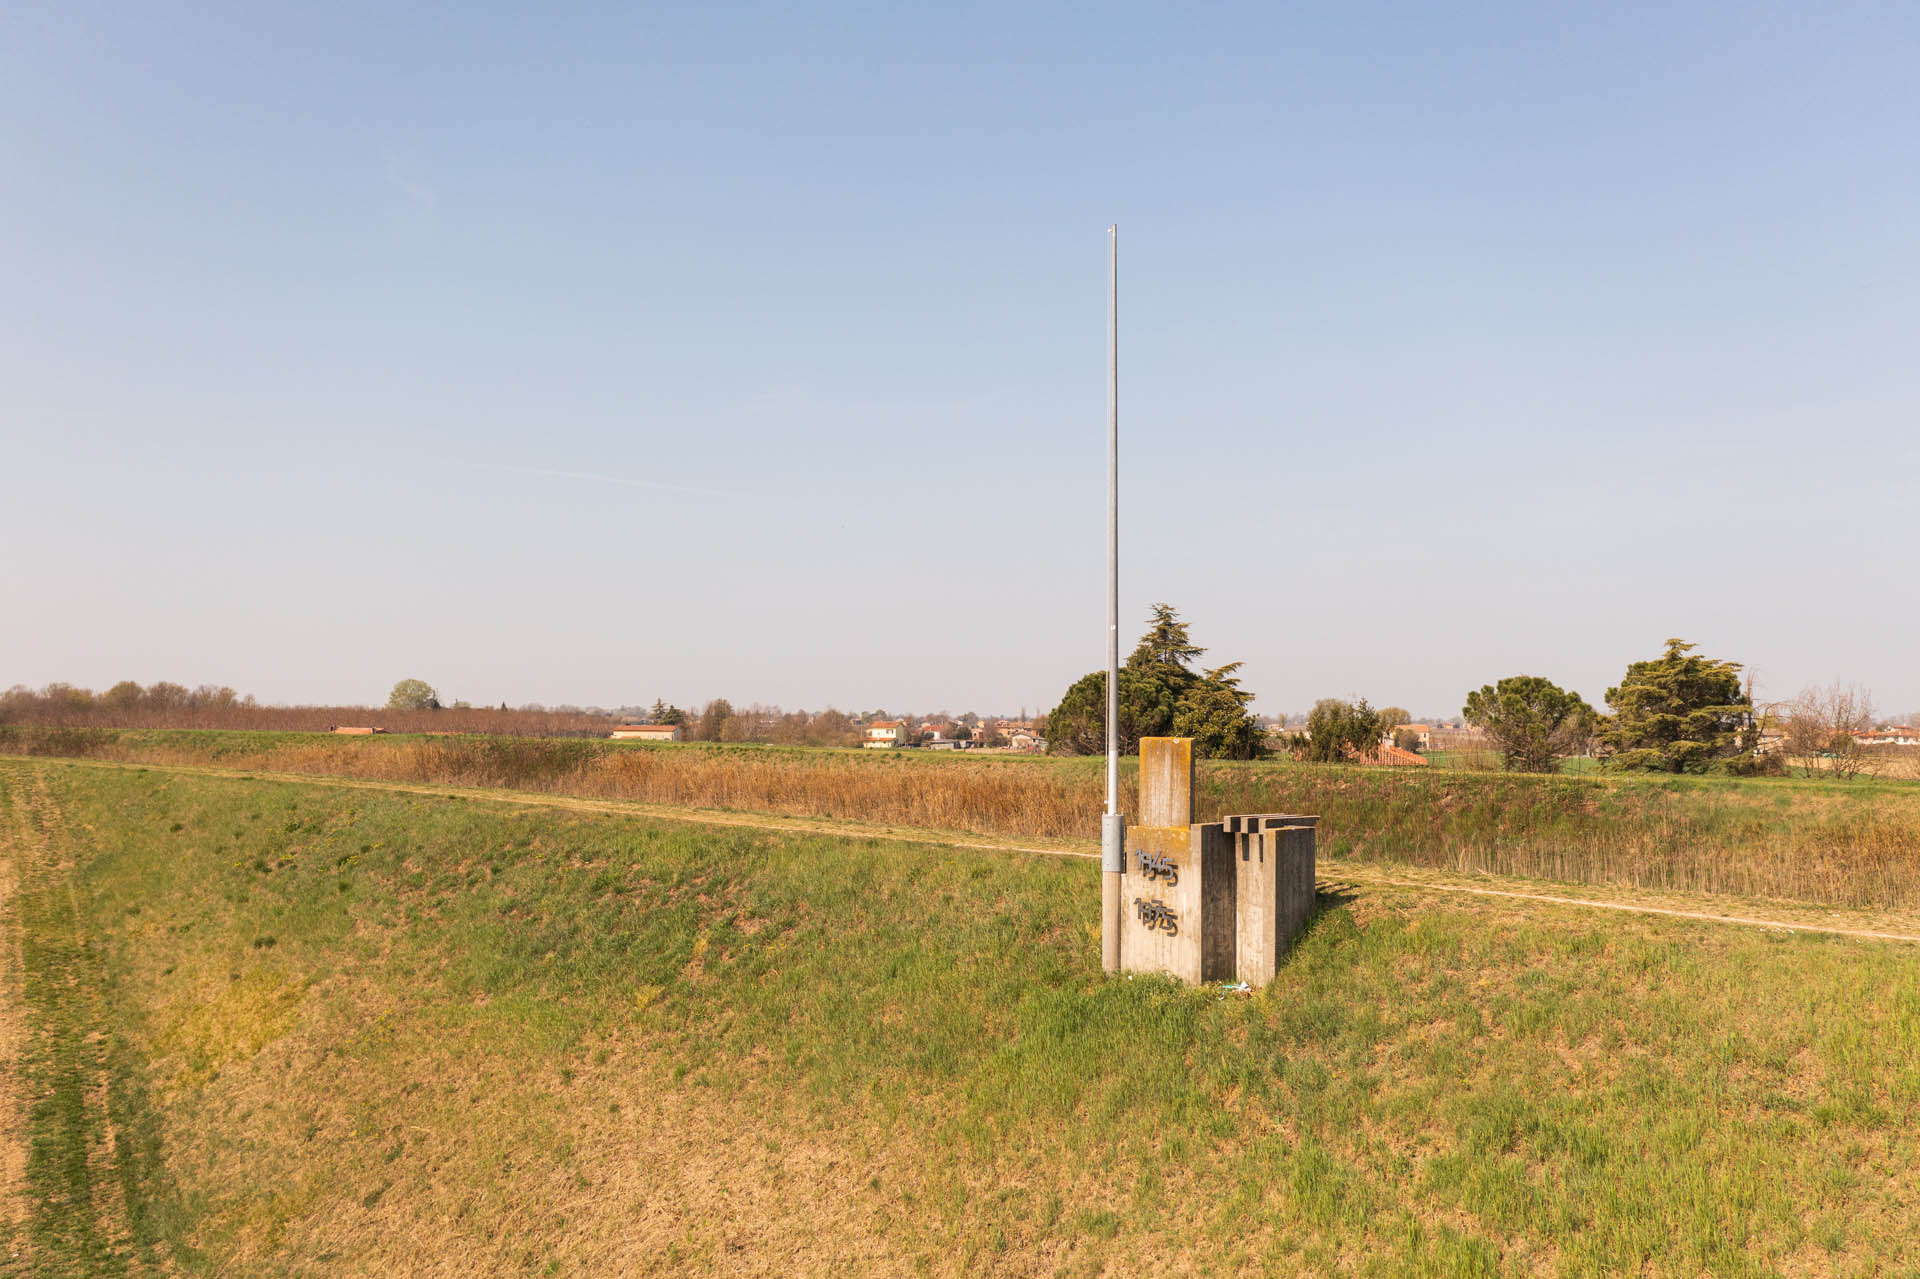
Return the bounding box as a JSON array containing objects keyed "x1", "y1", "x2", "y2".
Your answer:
[{"x1": 4, "y1": 3, "x2": 1916, "y2": 720}]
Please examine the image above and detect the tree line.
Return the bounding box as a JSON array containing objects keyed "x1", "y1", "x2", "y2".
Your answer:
[
  {"x1": 1459, "y1": 641, "x2": 1908, "y2": 778},
  {"x1": 660, "y1": 700, "x2": 1022, "y2": 748},
  {"x1": 2, "y1": 680, "x2": 623, "y2": 737},
  {"x1": 666, "y1": 699, "x2": 865, "y2": 748},
  {"x1": 1270, "y1": 641, "x2": 1804, "y2": 775},
  {"x1": 0, "y1": 677, "x2": 1029, "y2": 751},
  {"x1": 1046, "y1": 618, "x2": 1907, "y2": 780}
]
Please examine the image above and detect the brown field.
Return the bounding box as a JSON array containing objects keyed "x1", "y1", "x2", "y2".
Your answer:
[{"x1": 0, "y1": 698, "x2": 614, "y2": 736}]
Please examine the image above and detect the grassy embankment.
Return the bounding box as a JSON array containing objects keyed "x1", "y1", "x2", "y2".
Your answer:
[
  {"x1": 1426, "y1": 750, "x2": 1602, "y2": 775},
  {"x1": 6, "y1": 726, "x2": 1920, "y2": 909},
  {"x1": 3, "y1": 759, "x2": 1919, "y2": 1275}
]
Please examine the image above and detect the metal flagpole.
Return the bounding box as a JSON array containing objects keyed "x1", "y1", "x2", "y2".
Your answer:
[{"x1": 1101, "y1": 225, "x2": 1124, "y2": 975}]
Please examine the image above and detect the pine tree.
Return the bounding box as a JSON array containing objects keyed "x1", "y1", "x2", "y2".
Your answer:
[
  {"x1": 1463, "y1": 675, "x2": 1598, "y2": 773},
  {"x1": 1601, "y1": 639, "x2": 1755, "y2": 773},
  {"x1": 1292, "y1": 698, "x2": 1382, "y2": 763},
  {"x1": 1046, "y1": 606, "x2": 1265, "y2": 760},
  {"x1": 1128, "y1": 603, "x2": 1204, "y2": 681}
]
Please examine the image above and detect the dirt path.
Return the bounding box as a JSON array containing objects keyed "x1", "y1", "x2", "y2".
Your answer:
[
  {"x1": 1320, "y1": 866, "x2": 1920, "y2": 945},
  {"x1": 0, "y1": 770, "x2": 33, "y2": 1248},
  {"x1": 22, "y1": 754, "x2": 1920, "y2": 946}
]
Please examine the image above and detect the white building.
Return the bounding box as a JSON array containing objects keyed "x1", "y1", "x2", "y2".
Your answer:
[
  {"x1": 864, "y1": 720, "x2": 909, "y2": 748},
  {"x1": 610, "y1": 724, "x2": 681, "y2": 742}
]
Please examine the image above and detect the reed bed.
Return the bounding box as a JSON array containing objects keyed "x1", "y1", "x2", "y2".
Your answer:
[{"x1": 7, "y1": 726, "x2": 1920, "y2": 909}]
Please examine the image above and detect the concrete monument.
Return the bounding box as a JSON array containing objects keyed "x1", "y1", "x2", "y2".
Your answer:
[{"x1": 1118, "y1": 737, "x2": 1318, "y2": 987}]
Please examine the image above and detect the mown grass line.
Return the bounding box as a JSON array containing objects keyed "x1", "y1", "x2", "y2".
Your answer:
[{"x1": 1335, "y1": 874, "x2": 1920, "y2": 944}]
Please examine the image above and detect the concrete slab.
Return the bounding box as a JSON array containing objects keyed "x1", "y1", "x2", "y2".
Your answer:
[
  {"x1": 1121, "y1": 822, "x2": 1237, "y2": 982},
  {"x1": 1137, "y1": 738, "x2": 1192, "y2": 827},
  {"x1": 1234, "y1": 822, "x2": 1317, "y2": 987}
]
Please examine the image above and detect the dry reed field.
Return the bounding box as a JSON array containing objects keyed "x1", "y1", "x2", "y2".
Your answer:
[
  {"x1": 6, "y1": 727, "x2": 1920, "y2": 910},
  {"x1": 1866, "y1": 748, "x2": 1920, "y2": 781}
]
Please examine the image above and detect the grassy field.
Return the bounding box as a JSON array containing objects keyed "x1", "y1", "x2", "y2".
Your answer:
[
  {"x1": 3, "y1": 759, "x2": 1920, "y2": 1275},
  {"x1": 5, "y1": 727, "x2": 1920, "y2": 909}
]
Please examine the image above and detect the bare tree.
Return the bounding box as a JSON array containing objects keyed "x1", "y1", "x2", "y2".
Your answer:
[{"x1": 1784, "y1": 683, "x2": 1877, "y2": 780}]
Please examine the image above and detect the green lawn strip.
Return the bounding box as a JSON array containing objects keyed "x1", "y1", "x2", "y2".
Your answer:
[
  {"x1": 15, "y1": 761, "x2": 1920, "y2": 1274},
  {"x1": 2, "y1": 766, "x2": 189, "y2": 1277}
]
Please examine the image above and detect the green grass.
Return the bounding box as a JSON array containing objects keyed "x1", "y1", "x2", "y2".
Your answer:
[
  {"x1": 8, "y1": 726, "x2": 1920, "y2": 909},
  {"x1": 1425, "y1": 749, "x2": 1602, "y2": 774},
  {"x1": 4, "y1": 759, "x2": 1920, "y2": 1275}
]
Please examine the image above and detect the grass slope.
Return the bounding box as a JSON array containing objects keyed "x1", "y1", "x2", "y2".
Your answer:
[
  {"x1": 6, "y1": 727, "x2": 1920, "y2": 908},
  {"x1": 2, "y1": 760, "x2": 1919, "y2": 1275}
]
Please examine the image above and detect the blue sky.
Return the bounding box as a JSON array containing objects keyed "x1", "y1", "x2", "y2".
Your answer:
[{"x1": 4, "y1": 3, "x2": 1916, "y2": 718}]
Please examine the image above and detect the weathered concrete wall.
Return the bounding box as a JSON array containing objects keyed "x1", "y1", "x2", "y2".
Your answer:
[
  {"x1": 1124, "y1": 739, "x2": 1207, "y2": 981},
  {"x1": 1138, "y1": 738, "x2": 1193, "y2": 827},
  {"x1": 1121, "y1": 739, "x2": 1319, "y2": 987},
  {"x1": 1121, "y1": 823, "x2": 1200, "y2": 981},
  {"x1": 1197, "y1": 822, "x2": 1237, "y2": 982},
  {"x1": 1232, "y1": 818, "x2": 1318, "y2": 987},
  {"x1": 1121, "y1": 820, "x2": 1239, "y2": 982}
]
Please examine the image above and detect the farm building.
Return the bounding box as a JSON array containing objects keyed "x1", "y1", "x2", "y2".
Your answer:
[
  {"x1": 610, "y1": 724, "x2": 681, "y2": 742},
  {"x1": 1394, "y1": 724, "x2": 1434, "y2": 750},
  {"x1": 864, "y1": 720, "x2": 909, "y2": 748}
]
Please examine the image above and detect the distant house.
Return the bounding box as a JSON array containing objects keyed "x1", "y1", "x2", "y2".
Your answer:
[
  {"x1": 1007, "y1": 731, "x2": 1046, "y2": 753},
  {"x1": 1390, "y1": 722, "x2": 1436, "y2": 752},
  {"x1": 1857, "y1": 726, "x2": 1920, "y2": 747},
  {"x1": 923, "y1": 738, "x2": 964, "y2": 751},
  {"x1": 864, "y1": 720, "x2": 909, "y2": 749},
  {"x1": 1427, "y1": 726, "x2": 1491, "y2": 752},
  {"x1": 331, "y1": 726, "x2": 387, "y2": 735},
  {"x1": 610, "y1": 724, "x2": 681, "y2": 742}
]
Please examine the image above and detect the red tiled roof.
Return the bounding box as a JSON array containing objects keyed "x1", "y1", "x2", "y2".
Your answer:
[{"x1": 1349, "y1": 744, "x2": 1429, "y2": 767}]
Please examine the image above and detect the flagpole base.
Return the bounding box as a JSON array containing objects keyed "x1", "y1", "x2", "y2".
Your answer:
[{"x1": 1101, "y1": 812, "x2": 1125, "y2": 974}]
